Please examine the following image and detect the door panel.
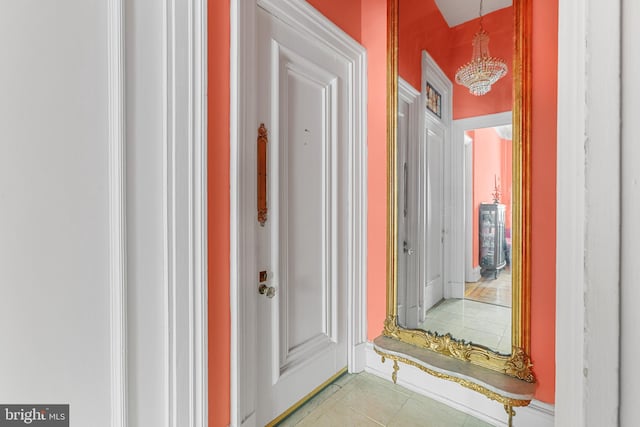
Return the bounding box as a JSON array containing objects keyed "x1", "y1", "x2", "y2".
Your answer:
[
  {"x1": 278, "y1": 57, "x2": 337, "y2": 372},
  {"x1": 257, "y1": 7, "x2": 348, "y2": 424},
  {"x1": 397, "y1": 101, "x2": 409, "y2": 326},
  {"x1": 397, "y1": 82, "x2": 422, "y2": 329},
  {"x1": 423, "y1": 120, "x2": 445, "y2": 312}
]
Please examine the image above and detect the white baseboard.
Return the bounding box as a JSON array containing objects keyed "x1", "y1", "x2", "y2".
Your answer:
[
  {"x1": 350, "y1": 342, "x2": 368, "y2": 373},
  {"x1": 466, "y1": 266, "x2": 481, "y2": 283},
  {"x1": 364, "y1": 343, "x2": 554, "y2": 427},
  {"x1": 448, "y1": 281, "x2": 465, "y2": 299}
]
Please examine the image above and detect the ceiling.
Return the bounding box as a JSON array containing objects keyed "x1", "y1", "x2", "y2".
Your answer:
[{"x1": 434, "y1": 0, "x2": 512, "y2": 27}]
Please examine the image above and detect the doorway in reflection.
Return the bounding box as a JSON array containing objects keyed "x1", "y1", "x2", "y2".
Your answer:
[{"x1": 465, "y1": 125, "x2": 513, "y2": 309}]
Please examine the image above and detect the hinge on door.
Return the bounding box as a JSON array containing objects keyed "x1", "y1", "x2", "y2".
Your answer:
[{"x1": 257, "y1": 123, "x2": 268, "y2": 226}]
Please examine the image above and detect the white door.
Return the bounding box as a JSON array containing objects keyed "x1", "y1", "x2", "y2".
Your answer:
[
  {"x1": 256, "y1": 7, "x2": 349, "y2": 425},
  {"x1": 398, "y1": 100, "x2": 410, "y2": 326},
  {"x1": 397, "y1": 79, "x2": 422, "y2": 329},
  {"x1": 423, "y1": 116, "x2": 445, "y2": 312}
]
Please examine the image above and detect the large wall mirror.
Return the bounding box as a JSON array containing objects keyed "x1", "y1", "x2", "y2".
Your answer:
[{"x1": 382, "y1": 0, "x2": 534, "y2": 383}]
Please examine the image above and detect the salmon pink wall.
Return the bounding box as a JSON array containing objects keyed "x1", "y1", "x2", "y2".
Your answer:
[
  {"x1": 207, "y1": 1, "x2": 386, "y2": 425},
  {"x1": 398, "y1": 0, "x2": 513, "y2": 119},
  {"x1": 529, "y1": 0, "x2": 557, "y2": 404},
  {"x1": 306, "y1": 0, "x2": 362, "y2": 40},
  {"x1": 398, "y1": 0, "x2": 449, "y2": 90},
  {"x1": 361, "y1": 0, "x2": 388, "y2": 356},
  {"x1": 208, "y1": 0, "x2": 230, "y2": 426}
]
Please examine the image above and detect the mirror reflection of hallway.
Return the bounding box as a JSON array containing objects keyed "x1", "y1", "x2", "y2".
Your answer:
[{"x1": 417, "y1": 122, "x2": 513, "y2": 355}]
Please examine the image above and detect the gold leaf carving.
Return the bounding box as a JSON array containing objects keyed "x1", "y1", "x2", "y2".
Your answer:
[
  {"x1": 505, "y1": 347, "x2": 535, "y2": 382},
  {"x1": 382, "y1": 321, "x2": 535, "y2": 382},
  {"x1": 375, "y1": 347, "x2": 532, "y2": 408},
  {"x1": 383, "y1": 315, "x2": 400, "y2": 339}
]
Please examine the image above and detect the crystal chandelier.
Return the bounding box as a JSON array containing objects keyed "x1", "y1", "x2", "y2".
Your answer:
[{"x1": 454, "y1": 0, "x2": 508, "y2": 96}]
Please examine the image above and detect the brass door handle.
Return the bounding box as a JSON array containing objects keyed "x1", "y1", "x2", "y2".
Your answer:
[{"x1": 258, "y1": 284, "x2": 276, "y2": 299}]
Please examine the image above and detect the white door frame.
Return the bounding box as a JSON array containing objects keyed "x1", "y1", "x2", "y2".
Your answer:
[
  {"x1": 463, "y1": 133, "x2": 480, "y2": 283},
  {"x1": 122, "y1": 0, "x2": 208, "y2": 425},
  {"x1": 453, "y1": 112, "x2": 512, "y2": 288},
  {"x1": 230, "y1": 1, "x2": 367, "y2": 426},
  {"x1": 621, "y1": 1, "x2": 640, "y2": 425},
  {"x1": 556, "y1": 0, "x2": 621, "y2": 425},
  {"x1": 161, "y1": 0, "x2": 209, "y2": 424},
  {"x1": 421, "y1": 51, "x2": 457, "y2": 299}
]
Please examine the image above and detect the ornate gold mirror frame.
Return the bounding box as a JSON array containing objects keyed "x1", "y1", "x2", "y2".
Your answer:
[{"x1": 383, "y1": 0, "x2": 534, "y2": 383}]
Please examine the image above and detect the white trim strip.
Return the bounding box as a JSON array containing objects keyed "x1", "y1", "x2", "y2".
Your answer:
[
  {"x1": 190, "y1": 0, "x2": 209, "y2": 425},
  {"x1": 555, "y1": 0, "x2": 587, "y2": 425},
  {"x1": 107, "y1": 0, "x2": 128, "y2": 425},
  {"x1": 163, "y1": 0, "x2": 208, "y2": 425}
]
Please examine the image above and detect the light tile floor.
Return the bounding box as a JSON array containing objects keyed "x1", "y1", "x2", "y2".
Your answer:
[
  {"x1": 277, "y1": 372, "x2": 493, "y2": 427},
  {"x1": 418, "y1": 299, "x2": 511, "y2": 355}
]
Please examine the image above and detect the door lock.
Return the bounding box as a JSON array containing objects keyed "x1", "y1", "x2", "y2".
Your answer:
[
  {"x1": 258, "y1": 284, "x2": 276, "y2": 298},
  {"x1": 403, "y1": 241, "x2": 415, "y2": 255}
]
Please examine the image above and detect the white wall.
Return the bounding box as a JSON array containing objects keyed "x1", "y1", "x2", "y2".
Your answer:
[
  {"x1": 0, "y1": 0, "x2": 113, "y2": 423},
  {"x1": 126, "y1": 0, "x2": 166, "y2": 424},
  {"x1": 620, "y1": 0, "x2": 640, "y2": 425}
]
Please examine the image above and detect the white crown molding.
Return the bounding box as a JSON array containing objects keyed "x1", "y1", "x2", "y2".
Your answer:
[
  {"x1": 364, "y1": 343, "x2": 554, "y2": 427},
  {"x1": 107, "y1": 0, "x2": 128, "y2": 425}
]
